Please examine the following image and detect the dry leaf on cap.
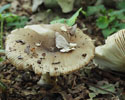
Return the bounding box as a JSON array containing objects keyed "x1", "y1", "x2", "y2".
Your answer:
[
  {"x1": 70, "y1": 24, "x2": 77, "y2": 36},
  {"x1": 55, "y1": 32, "x2": 77, "y2": 52}
]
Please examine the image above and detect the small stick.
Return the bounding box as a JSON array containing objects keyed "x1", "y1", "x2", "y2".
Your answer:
[{"x1": 0, "y1": 18, "x2": 4, "y2": 49}]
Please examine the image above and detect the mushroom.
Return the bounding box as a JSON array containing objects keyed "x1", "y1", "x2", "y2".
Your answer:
[
  {"x1": 5, "y1": 23, "x2": 95, "y2": 86},
  {"x1": 93, "y1": 29, "x2": 125, "y2": 72}
]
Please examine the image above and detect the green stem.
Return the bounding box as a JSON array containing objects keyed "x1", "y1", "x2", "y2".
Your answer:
[
  {"x1": 0, "y1": 18, "x2": 4, "y2": 49},
  {"x1": 0, "y1": 81, "x2": 7, "y2": 92}
]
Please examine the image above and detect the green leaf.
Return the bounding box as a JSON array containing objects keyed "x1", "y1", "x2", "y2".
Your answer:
[
  {"x1": 50, "y1": 8, "x2": 82, "y2": 26},
  {"x1": 108, "y1": 9, "x2": 125, "y2": 20},
  {"x1": 86, "y1": 5, "x2": 105, "y2": 16},
  {"x1": 102, "y1": 28, "x2": 116, "y2": 38},
  {"x1": 67, "y1": 7, "x2": 82, "y2": 26},
  {"x1": 6, "y1": 16, "x2": 28, "y2": 29},
  {"x1": 0, "y1": 57, "x2": 4, "y2": 62},
  {"x1": 117, "y1": 1, "x2": 125, "y2": 9},
  {"x1": 112, "y1": 20, "x2": 119, "y2": 27},
  {"x1": 89, "y1": 81, "x2": 116, "y2": 95},
  {"x1": 0, "y1": 13, "x2": 18, "y2": 22},
  {"x1": 115, "y1": 23, "x2": 125, "y2": 29},
  {"x1": 5, "y1": 14, "x2": 19, "y2": 23},
  {"x1": 0, "y1": 4, "x2": 11, "y2": 13},
  {"x1": 50, "y1": 18, "x2": 67, "y2": 24},
  {"x1": 88, "y1": 92, "x2": 97, "y2": 100},
  {"x1": 112, "y1": 20, "x2": 125, "y2": 29},
  {"x1": 81, "y1": 10, "x2": 86, "y2": 16},
  {"x1": 96, "y1": 16, "x2": 109, "y2": 29},
  {"x1": 109, "y1": 16, "x2": 116, "y2": 23},
  {"x1": 117, "y1": 13, "x2": 125, "y2": 20}
]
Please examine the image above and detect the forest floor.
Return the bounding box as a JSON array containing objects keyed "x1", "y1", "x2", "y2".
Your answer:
[{"x1": 0, "y1": 0, "x2": 125, "y2": 100}]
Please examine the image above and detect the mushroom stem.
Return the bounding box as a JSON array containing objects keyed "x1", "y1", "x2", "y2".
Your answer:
[{"x1": 37, "y1": 73, "x2": 56, "y2": 86}]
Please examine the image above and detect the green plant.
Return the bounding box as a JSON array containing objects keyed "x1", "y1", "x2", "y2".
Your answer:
[
  {"x1": 0, "y1": 4, "x2": 28, "y2": 49},
  {"x1": 50, "y1": 8, "x2": 86, "y2": 26},
  {"x1": 96, "y1": 9, "x2": 125, "y2": 38},
  {"x1": 0, "y1": 57, "x2": 4, "y2": 62},
  {"x1": 86, "y1": 5, "x2": 106, "y2": 16},
  {"x1": 86, "y1": 2, "x2": 125, "y2": 38}
]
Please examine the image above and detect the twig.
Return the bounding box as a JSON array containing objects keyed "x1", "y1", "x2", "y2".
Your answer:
[{"x1": 0, "y1": 18, "x2": 4, "y2": 49}]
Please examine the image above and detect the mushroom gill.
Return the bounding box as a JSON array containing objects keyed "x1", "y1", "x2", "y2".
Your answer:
[{"x1": 94, "y1": 29, "x2": 125, "y2": 72}]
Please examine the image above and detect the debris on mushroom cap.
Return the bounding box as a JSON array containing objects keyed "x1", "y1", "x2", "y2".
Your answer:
[
  {"x1": 24, "y1": 25, "x2": 54, "y2": 36},
  {"x1": 70, "y1": 24, "x2": 77, "y2": 36},
  {"x1": 16, "y1": 40, "x2": 25, "y2": 45},
  {"x1": 55, "y1": 32, "x2": 77, "y2": 52},
  {"x1": 60, "y1": 26, "x2": 67, "y2": 32},
  {"x1": 93, "y1": 29, "x2": 125, "y2": 72},
  {"x1": 35, "y1": 43, "x2": 41, "y2": 47},
  {"x1": 5, "y1": 23, "x2": 95, "y2": 76}
]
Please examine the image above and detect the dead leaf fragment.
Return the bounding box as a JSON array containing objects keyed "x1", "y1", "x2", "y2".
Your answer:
[
  {"x1": 24, "y1": 45, "x2": 30, "y2": 55},
  {"x1": 55, "y1": 32, "x2": 77, "y2": 52},
  {"x1": 70, "y1": 24, "x2": 77, "y2": 36},
  {"x1": 32, "y1": 0, "x2": 44, "y2": 12}
]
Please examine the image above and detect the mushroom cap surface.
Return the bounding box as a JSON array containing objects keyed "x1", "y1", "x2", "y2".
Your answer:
[
  {"x1": 6, "y1": 24, "x2": 95, "y2": 76},
  {"x1": 94, "y1": 29, "x2": 125, "y2": 72}
]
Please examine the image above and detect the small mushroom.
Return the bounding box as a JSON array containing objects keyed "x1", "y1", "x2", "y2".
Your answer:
[
  {"x1": 5, "y1": 23, "x2": 95, "y2": 86},
  {"x1": 93, "y1": 29, "x2": 125, "y2": 72}
]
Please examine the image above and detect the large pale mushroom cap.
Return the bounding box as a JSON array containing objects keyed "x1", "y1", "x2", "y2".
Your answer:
[
  {"x1": 6, "y1": 24, "x2": 95, "y2": 76},
  {"x1": 94, "y1": 29, "x2": 125, "y2": 72}
]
